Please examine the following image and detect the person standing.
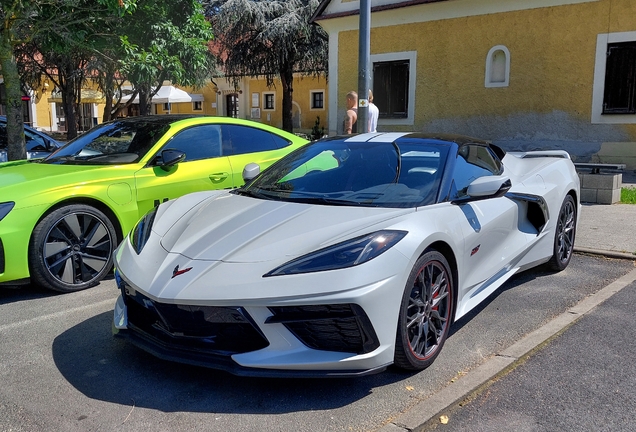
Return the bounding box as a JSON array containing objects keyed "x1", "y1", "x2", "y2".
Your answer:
[
  {"x1": 368, "y1": 90, "x2": 379, "y2": 133},
  {"x1": 343, "y1": 91, "x2": 358, "y2": 134}
]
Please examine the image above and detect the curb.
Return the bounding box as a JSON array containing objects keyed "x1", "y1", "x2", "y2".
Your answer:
[
  {"x1": 377, "y1": 266, "x2": 636, "y2": 432},
  {"x1": 574, "y1": 246, "x2": 636, "y2": 261}
]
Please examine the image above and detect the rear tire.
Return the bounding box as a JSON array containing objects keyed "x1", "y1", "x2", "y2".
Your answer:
[
  {"x1": 547, "y1": 195, "x2": 576, "y2": 271},
  {"x1": 28, "y1": 204, "x2": 116, "y2": 293},
  {"x1": 394, "y1": 250, "x2": 453, "y2": 371}
]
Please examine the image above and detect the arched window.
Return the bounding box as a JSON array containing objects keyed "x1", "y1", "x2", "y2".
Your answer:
[{"x1": 485, "y1": 45, "x2": 510, "y2": 88}]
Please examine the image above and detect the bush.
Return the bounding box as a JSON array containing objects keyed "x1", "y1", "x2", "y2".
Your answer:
[{"x1": 311, "y1": 116, "x2": 326, "y2": 141}]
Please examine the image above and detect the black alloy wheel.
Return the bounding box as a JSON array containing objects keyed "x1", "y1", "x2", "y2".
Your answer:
[
  {"x1": 394, "y1": 250, "x2": 453, "y2": 371},
  {"x1": 547, "y1": 194, "x2": 576, "y2": 271},
  {"x1": 29, "y1": 204, "x2": 117, "y2": 292}
]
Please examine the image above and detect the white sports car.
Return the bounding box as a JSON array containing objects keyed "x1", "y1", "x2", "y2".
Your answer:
[{"x1": 112, "y1": 133, "x2": 580, "y2": 377}]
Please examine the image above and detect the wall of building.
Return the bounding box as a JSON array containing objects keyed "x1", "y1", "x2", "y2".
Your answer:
[
  {"x1": 213, "y1": 74, "x2": 329, "y2": 137},
  {"x1": 327, "y1": 0, "x2": 636, "y2": 167}
]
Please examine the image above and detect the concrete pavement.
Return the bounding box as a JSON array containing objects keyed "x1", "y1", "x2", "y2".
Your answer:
[
  {"x1": 575, "y1": 169, "x2": 636, "y2": 258},
  {"x1": 379, "y1": 170, "x2": 636, "y2": 432}
]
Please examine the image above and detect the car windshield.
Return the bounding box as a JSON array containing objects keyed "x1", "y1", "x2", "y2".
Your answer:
[
  {"x1": 238, "y1": 139, "x2": 449, "y2": 208},
  {"x1": 43, "y1": 119, "x2": 171, "y2": 165}
]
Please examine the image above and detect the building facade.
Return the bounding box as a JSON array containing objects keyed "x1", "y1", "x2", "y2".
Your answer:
[
  {"x1": 312, "y1": 0, "x2": 636, "y2": 168},
  {"x1": 2, "y1": 74, "x2": 329, "y2": 139}
]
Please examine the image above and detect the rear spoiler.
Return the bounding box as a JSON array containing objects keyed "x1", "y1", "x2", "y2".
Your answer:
[{"x1": 512, "y1": 150, "x2": 571, "y2": 160}]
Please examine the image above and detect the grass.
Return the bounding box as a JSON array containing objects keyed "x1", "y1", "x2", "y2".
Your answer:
[{"x1": 621, "y1": 187, "x2": 636, "y2": 204}]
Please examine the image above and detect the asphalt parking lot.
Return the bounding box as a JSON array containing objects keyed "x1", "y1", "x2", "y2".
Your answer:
[{"x1": 0, "y1": 254, "x2": 634, "y2": 432}]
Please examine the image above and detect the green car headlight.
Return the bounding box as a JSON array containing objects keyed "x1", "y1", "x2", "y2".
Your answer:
[
  {"x1": 265, "y1": 230, "x2": 407, "y2": 277},
  {"x1": 0, "y1": 202, "x2": 15, "y2": 222},
  {"x1": 130, "y1": 206, "x2": 158, "y2": 254}
]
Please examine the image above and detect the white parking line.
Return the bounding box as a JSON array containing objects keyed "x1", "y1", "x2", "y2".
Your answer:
[{"x1": 0, "y1": 298, "x2": 115, "y2": 333}]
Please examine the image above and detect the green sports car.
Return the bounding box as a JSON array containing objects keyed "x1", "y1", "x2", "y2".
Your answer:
[{"x1": 0, "y1": 115, "x2": 308, "y2": 292}]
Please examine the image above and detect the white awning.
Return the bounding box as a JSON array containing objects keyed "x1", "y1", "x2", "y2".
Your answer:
[
  {"x1": 152, "y1": 86, "x2": 192, "y2": 104},
  {"x1": 120, "y1": 86, "x2": 200, "y2": 104}
]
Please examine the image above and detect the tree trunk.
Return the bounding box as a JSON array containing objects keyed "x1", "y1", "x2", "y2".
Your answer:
[
  {"x1": 62, "y1": 80, "x2": 78, "y2": 140},
  {"x1": 102, "y1": 68, "x2": 115, "y2": 122},
  {"x1": 280, "y1": 65, "x2": 294, "y2": 133},
  {"x1": 138, "y1": 83, "x2": 152, "y2": 116},
  {"x1": 0, "y1": 36, "x2": 26, "y2": 161}
]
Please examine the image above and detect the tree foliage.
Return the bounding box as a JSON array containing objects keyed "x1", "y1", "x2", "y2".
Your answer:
[
  {"x1": 1, "y1": 0, "x2": 214, "y2": 157},
  {"x1": 117, "y1": 0, "x2": 215, "y2": 116},
  {"x1": 1, "y1": 0, "x2": 135, "y2": 150},
  {"x1": 205, "y1": 0, "x2": 327, "y2": 132}
]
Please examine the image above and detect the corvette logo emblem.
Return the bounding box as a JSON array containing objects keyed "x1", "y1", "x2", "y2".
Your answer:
[{"x1": 172, "y1": 265, "x2": 193, "y2": 278}]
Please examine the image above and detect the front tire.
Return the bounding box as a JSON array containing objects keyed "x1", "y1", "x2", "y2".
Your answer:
[
  {"x1": 547, "y1": 195, "x2": 576, "y2": 271},
  {"x1": 29, "y1": 204, "x2": 117, "y2": 293},
  {"x1": 394, "y1": 250, "x2": 453, "y2": 371}
]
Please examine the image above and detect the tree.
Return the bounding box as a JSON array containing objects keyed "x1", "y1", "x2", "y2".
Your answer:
[
  {"x1": 17, "y1": 1, "x2": 141, "y2": 139},
  {"x1": 3, "y1": 0, "x2": 213, "y2": 152},
  {"x1": 1, "y1": 0, "x2": 135, "y2": 155},
  {"x1": 117, "y1": 0, "x2": 215, "y2": 116},
  {"x1": 205, "y1": 0, "x2": 328, "y2": 132}
]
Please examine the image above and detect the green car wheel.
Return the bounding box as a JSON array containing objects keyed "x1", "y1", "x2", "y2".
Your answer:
[{"x1": 28, "y1": 204, "x2": 117, "y2": 293}]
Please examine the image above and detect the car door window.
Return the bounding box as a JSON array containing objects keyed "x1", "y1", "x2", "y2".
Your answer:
[
  {"x1": 451, "y1": 145, "x2": 502, "y2": 199},
  {"x1": 163, "y1": 125, "x2": 222, "y2": 161},
  {"x1": 221, "y1": 125, "x2": 289, "y2": 156},
  {"x1": 25, "y1": 130, "x2": 48, "y2": 151}
]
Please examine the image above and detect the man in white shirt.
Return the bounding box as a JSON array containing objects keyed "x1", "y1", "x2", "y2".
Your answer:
[{"x1": 368, "y1": 90, "x2": 379, "y2": 133}]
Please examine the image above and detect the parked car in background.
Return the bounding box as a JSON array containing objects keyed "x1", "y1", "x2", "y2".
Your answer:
[
  {"x1": 0, "y1": 116, "x2": 62, "y2": 162},
  {"x1": 0, "y1": 115, "x2": 308, "y2": 292},
  {"x1": 112, "y1": 132, "x2": 580, "y2": 377}
]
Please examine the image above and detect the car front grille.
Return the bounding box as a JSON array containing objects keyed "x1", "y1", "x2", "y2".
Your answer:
[
  {"x1": 122, "y1": 286, "x2": 269, "y2": 355},
  {"x1": 266, "y1": 304, "x2": 380, "y2": 354}
]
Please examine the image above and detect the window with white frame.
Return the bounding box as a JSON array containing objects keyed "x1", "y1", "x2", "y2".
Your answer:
[
  {"x1": 485, "y1": 45, "x2": 510, "y2": 88},
  {"x1": 263, "y1": 92, "x2": 275, "y2": 110},
  {"x1": 193, "y1": 101, "x2": 202, "y2": 111},
  {"x1": 310, "y1": 90, "x2": 324, "y2": 109},
  {"x1": 592, "y1": 31, "x2": 636, "y2": 124},
  {"x1": 163, "y1": 102, "x2": 171, "y2": 112},
  {"x1": 371, "y1": 51, "x2": 416, "y2": 125}
]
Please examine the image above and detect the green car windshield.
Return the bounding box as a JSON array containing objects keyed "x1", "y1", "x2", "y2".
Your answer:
[
  {"x1": 239, "y1": 139, "x2": 450, "y2": 208},
  {"x1": 43, "y1": 119, "x2": 171, "y2": 165}
]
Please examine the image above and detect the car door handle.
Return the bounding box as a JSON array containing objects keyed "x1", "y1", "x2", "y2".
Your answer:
[{"x1": 209, "y1": 172, "x2": 229, "y2": 182}]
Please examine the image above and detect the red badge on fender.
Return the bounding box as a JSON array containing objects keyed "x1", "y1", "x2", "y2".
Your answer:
[{"x1": 172, "y1": 265, "x2": 193, "y2": 278}]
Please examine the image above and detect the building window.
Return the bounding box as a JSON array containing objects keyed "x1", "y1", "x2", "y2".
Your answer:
[
  {"x1": 193, "y1": 101, "x2": 202, "y2": 111},
  {"x1": 263, "y1": 93, "x2": 275, "y2": 110},
  {"x1": 371, "y1": 51, "x2": 416, "y2": 125},
  {"x1": 485, "y1": 45, "x2": 510, "y2": 88},
  {"x1": 603, "y1": 41, "x2": 636, "y2": 114},
  {"x1": 163, "y1": 102, "x2": 171, "y2": 112},
  {"x1": 373, "y1": 60, "x2": 409, "y2": 118},
  {"x1": 592, "y1": 31, "x2": 636, "y2": 124},
  {"x1": 311, "y1": 91, "x2": 324, "y2": 109}
]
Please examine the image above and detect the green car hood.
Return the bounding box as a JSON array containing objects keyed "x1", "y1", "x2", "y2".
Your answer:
[{"x1": 0, "y1": 160, "x2": 134, "y2": 205}]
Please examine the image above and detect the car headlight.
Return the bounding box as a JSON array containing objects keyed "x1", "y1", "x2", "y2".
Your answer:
[
  {"x1": 130, "y1": 206, "x2": 158, "y2": 254},
  {"x1": 0, "y1": 202, "x2": 15, "y2": 222},
  {"x1": 265, "y1": 230, "x2": 407, "y2": 277}
]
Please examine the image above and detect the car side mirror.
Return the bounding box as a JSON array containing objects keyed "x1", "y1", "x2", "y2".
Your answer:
[
  {"x1": 467, "y1": 175, "x2": 512, "y2": 198},
  {"x1": 156, "y1": 149, "x2": 186, "y2": 171},
  {"x1": 242, "y1": 163, "x2": 260, "y2": 183}
]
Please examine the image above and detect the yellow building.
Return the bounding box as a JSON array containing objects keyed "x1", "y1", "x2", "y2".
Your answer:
[
  {"x1": 203, "y1": 74, "x2": 329, "y2": 138},
  {"x1": 19, "y1": 79, "x2": 106, "y2": 134},
  {"x1": 17, "y1": 73, "x2": 328, "y2": 140},
  {"x1": 312, "y1": 0, "x2": 636, "y2": 168}
]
